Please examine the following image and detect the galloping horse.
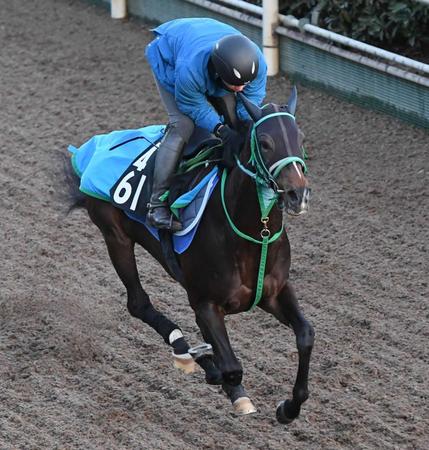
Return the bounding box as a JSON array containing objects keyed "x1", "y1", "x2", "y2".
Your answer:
[{"x1": 66, "y1": 87, "x2": 314, "y2": 424}]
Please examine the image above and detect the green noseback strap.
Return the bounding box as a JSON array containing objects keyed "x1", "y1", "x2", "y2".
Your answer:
[{"x1": 270, "y1": 156, "x2": 307, "y2": 178}]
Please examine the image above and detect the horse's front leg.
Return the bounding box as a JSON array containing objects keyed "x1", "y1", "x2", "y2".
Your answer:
[
  {"x1": 260, "y1": 281, "x2": 315, "y2": 424},
  {"x1": 194, "y1": 302, "x2": 256, "y2": 414}
]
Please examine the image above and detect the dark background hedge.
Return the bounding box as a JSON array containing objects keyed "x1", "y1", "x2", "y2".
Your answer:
[{"x1": 248, "y1": 0, "x2": 429, "y2": 61}]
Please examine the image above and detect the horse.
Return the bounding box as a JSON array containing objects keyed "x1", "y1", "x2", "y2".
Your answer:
[{"x1": 65, "y1": 87, "x2": 314, "y2": 424}]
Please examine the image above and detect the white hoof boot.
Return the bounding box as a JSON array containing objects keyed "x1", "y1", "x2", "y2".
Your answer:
[
  {"x1": 172, "y1": 352, "x2": 196, "y2": 374},
  {"x1": 233, "y1": 397, "x2": 257, "y2": 415}
]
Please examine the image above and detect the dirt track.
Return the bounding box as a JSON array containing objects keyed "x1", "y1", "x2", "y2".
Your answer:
[{"x1": 0, "y1": 1, "x2": 428, "y2": 449}]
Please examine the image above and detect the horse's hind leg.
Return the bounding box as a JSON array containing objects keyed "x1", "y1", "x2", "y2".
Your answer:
[
  {"x1": 88, "y1": 202, "x2": 195, "y2": 372},
  {"x1": 260, "y1": 281, "x2": 314, "y2": 424}
]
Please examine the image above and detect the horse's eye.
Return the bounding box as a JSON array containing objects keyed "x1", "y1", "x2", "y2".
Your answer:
[{"x1": 259, "y1": 135, "x2": 273, "y2": 152}]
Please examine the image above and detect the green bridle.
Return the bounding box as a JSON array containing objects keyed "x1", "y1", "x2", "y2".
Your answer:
[
  {"x1": 249, "y1": 112, "x2": 307, "y2": 187},
  {"x1": 221, "y1": 111, "x2": 307, "y2": 310}
]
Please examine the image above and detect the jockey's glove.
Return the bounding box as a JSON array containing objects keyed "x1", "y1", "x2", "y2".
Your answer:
[{"x1": 214, "y1": 124, "x2": 244, "y2": 169}]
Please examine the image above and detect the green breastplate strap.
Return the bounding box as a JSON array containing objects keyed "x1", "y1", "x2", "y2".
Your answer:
[{"x1": 221, "y1": 168, "x2": 283, "y2": 311}]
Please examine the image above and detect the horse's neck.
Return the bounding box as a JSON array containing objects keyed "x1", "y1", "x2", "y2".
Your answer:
[
  {"x1": 225, "y1": 128, "x2": 283, "y2": 234},
  {"x1": 227, "y1": 169, "x2": 260, "y2": 220}
]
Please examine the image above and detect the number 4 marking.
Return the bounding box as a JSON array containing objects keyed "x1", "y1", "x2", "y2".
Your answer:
[
  {"x1": 113, "y1": 144, "x2": 159, "y2": 209},
  {"x1": 129, "y1": 144, "x2": 158, "y2": 209},
  {"x1": 133, "y1": 144, "x2": 158, "y2": 171}
]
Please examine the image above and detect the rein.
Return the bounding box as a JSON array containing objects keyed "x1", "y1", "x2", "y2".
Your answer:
[{"x1": 221, "y1": 112, "x2": 307, "y2": 311}]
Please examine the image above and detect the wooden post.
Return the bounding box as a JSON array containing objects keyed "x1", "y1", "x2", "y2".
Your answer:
[
  {"x1": 263, "y1": 0, "x2": 279, "y2": 76},
  {"x1": 111, "y1": 0, "x2": 127, "y2": 19}
]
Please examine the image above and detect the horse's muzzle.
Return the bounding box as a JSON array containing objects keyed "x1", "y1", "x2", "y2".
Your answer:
[{"x1": 285, "y1": 187, "x2": 310, "y2": 216}]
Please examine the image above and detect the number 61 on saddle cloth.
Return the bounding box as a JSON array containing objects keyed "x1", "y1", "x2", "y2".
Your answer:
[{"x1": 68, "y1": 125, "x2": 219, "y2": 253}]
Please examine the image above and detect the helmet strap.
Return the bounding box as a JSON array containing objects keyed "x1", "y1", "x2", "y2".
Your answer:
[{"x1": 207, "y1": 58, "x2": 219, "y2": 82}]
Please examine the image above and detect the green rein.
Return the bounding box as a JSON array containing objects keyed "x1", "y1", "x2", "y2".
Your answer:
[{"x1": 220, "y1": 112, "x2": 307, "y2": 311}]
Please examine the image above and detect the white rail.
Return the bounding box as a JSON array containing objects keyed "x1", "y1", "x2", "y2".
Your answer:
[
  {"x1": 217, "y1": 0, "x2": 261, "y2": 14},
  {"x1": 279, "y1": 15, "x2": 429, "y2": 76},
  {"x1": 276, "y1": 26, "x2": 429, "y2": 88},
  {"x1": 184, "y1": 0, "x2": 262, "y2": 28}
]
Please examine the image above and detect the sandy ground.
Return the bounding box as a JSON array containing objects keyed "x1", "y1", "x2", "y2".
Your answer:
[{"x1": 0, "y1": 1, "x2": 428, "y2": 449}]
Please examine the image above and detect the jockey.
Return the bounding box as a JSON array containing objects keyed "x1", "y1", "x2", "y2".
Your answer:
[{"x1": 145, "y1": 17, "x2": 267, "y2": 232}]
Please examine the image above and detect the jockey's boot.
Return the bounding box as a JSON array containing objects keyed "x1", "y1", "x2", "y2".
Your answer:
[{"x1": 147, "y1": 128, "x2": 184, "y2": 232}]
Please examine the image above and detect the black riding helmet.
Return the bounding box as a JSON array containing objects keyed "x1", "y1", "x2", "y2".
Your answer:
[{"x1": 210, "y1": 34, "x2": 259, "y2": 86}]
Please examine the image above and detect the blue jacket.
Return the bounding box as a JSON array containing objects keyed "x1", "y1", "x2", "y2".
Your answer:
[{"x1": 145, "y1": 18, "x2": 267, "y2": 132}]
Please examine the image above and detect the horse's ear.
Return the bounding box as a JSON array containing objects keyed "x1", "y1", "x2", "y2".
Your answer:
[
  {"x1": 238, "y1": 92, "x2": 263, "y2": 122},
  {"x1": 286, "y1": 86, "x2": 298, "y2": 115}
]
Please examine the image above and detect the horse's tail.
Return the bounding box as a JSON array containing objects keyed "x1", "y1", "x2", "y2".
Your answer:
[{"x1": 60, "y1": 151, "x2": 86, "y2": 212}]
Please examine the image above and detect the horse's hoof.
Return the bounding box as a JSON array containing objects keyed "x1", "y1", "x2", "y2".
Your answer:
[
  {"x1": 276, "y1": 400, "x2": 296, "y2": 424},
  {"x1": 233, "y1": 397, "x2": 257, "y2": 415},
  {"x1": 172, "y1": 352, "x2": 196, "y2": 374}
]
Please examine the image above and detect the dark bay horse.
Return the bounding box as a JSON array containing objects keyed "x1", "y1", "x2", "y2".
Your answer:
[{"x1": 66, "y1": 88, "x2": 314, "y2": 423}]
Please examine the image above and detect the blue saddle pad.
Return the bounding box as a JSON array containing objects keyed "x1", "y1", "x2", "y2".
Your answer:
[
  {"x1": 126, "y1": 168, "x2": 219, "y2": 253},
  {"x1": 69, "y1": 126, "x2": 219, "y2": 254}
]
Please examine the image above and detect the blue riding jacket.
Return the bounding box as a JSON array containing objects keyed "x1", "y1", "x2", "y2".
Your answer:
[{"x1": 145, "y1": 18, "x2": 267, "y2": 132}]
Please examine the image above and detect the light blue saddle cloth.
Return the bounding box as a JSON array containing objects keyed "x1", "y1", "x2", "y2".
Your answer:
[
  {"x1": 69, "y1": 125, "x2": 165, "y2": 200},
  {"x1": 69, "y1": 126, "x2": 219, "y2": 254}
]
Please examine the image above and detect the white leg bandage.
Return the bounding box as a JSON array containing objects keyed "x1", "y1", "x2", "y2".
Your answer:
[{"x1": 168, "y1": 329, "x2": 184, "y2": 345}]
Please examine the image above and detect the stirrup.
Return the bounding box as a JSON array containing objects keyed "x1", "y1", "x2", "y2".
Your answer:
[{"x1": 147, "y1": 204, "x2": 182, "y2": 232}]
